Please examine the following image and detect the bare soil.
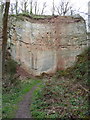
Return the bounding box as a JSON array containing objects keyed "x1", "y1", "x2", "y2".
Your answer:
[{"x1": 15, "y1": 85, "x2": 37, "y2": 118}]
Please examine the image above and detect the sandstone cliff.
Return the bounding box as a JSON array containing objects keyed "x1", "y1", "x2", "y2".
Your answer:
[{"x1": 8, "y1": 15, "x2": 88, "y2": 76}]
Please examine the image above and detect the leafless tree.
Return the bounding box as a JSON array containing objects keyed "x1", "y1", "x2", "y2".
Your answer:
[
  {"x1": 15, "y1": 0, "x2": 18, "y2": 14},
  {"x1": 56, "y1": 0, "x2": 72, "y2": 16},
  {"x1": 2, "y1": 0, "x2": 10, "y2": 75},
  {"x1": 24, "y1": 0, "x2": 28, "y2": 13},
  {"x1": 20, "y1": 0, "x2": 29, "y2": 13},
  {"x1": 19, "y1": 0, "x2": 33, "y2": 14},
  {"x1": 30, "y1": 0, "x2": 33, "y2": 15},
  {"x1": 9, "y1": 0, "x2": 19, "y2": 15},
  {"x1": 33, "y1": 0, "x2": 40, "y2": 15},
  {"x1": 41, "y1": 2, "x2": 47, "y2": 15},
  {"x1": 34, "y1": 1, "x2": 38, "y2": 15},
  {"x1": 52, "y1": 0, "x2": 55, "y2": 16},
  {"x1": 0, "y1": 1, "x2": 5, "y2": 15},
  {"x1": 10, "y1": 4, "x2": 14, "y2": 14}
]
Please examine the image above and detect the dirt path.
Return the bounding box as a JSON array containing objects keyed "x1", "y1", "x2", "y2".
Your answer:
[{"x1": 15, "y1": 85, "x2": 37, "y2": 118}]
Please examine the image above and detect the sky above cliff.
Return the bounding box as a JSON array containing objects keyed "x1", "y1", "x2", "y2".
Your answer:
[
  {"x1": 2, "y1": 0, "x2": 90, "y2": 21},
  {"x1": 8, "y1": 0, "x2": 89, "y2": 14},
  {"x1": 8, "y1": 0, "x2": 89, "y2": 19}
]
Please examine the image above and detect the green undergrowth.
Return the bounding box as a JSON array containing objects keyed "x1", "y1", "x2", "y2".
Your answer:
[
  {"x1": 56, "y1": 47, "x2": 89, "y2": 88},
  {"x1": 10, "y1": 13, "x2": 56, "y2": 20},
  {"x1": 2, "y1": 58, "x2": 41, "y2": 118},
  {"x1": 0, "y1": 82, "x2": 2, "y2": 119},
  {"x1": 31, "y1": 47, "x2": 89, "y2": 119},
  {"x1": 2, "y1": 78, "x2": 41, "y2": 118},
  {"x1": 31, "y1": 83, "x2": 46, "y2": 118},
  {"x1": 3, "y1": 58, "x2": 18, "y2": 89}
]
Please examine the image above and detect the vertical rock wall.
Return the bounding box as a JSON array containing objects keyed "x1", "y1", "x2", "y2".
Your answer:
[{"x1": 9, "y1": 16, "x2": 87, "y2": 76}]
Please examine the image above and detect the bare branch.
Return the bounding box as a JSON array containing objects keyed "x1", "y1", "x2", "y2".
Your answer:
[
  {"x1": 56, "y1": 0, "x2": 73, "y2": 16},
  {"x1": 41, "y1": 2, "x2": 47, "y2": 15}
]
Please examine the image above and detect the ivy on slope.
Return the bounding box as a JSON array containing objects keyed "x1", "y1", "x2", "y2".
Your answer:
[{"x1": 31, "y1": 47, "x2": 89, "y2": 119}]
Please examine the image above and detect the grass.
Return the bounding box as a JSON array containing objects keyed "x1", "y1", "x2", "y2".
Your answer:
[
  {"x1": 2, "y1": 78, "x2": 41, "y2": 118},
  {"x1": 31, "y1": 78, "x2": 89, "y2": 119},
  {"x1": 0, "y1": 81, "x2": 2, "y2": 119},
  {"x1": 2, "y1": 47, "x2": 89, "y2": 119},
  {"x1": 2, "y1": 58, "x2": 41, "y2": 118},
  {"x1": 30, "y1": 82, "x2": 47, "y2": 118},
  {"x1": 10, "y1": 13, "x2": 56, "y2": 21},
  {"x1": 30, "y1": 47, "x2": 89, "y2": 119}
]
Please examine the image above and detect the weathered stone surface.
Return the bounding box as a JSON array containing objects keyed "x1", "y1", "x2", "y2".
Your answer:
[{"x1": 9, "y1": 16, "x2": 87, "y2": 76}]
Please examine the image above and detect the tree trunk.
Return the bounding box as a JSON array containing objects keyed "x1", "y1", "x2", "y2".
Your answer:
[
  {"x1": 2, "y1": 1, "x2": 10, "y2": 77},
  {"x1": 52, "y1": 0, "x2": 55, "y2": 16},
  {"x1": 16, "y1": 0, "x2": 18, "y2": 15},
  {"x1": 24, "y1": 2, "x2": 27, "y2": 13},
  {"x1": 30, "y1": 0, "x2": 33, "y2": 15}
]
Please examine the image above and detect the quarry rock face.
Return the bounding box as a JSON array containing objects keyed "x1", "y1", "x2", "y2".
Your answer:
[{"x1": 9, "y1": 16, "x2": 87, "y2": 76}]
